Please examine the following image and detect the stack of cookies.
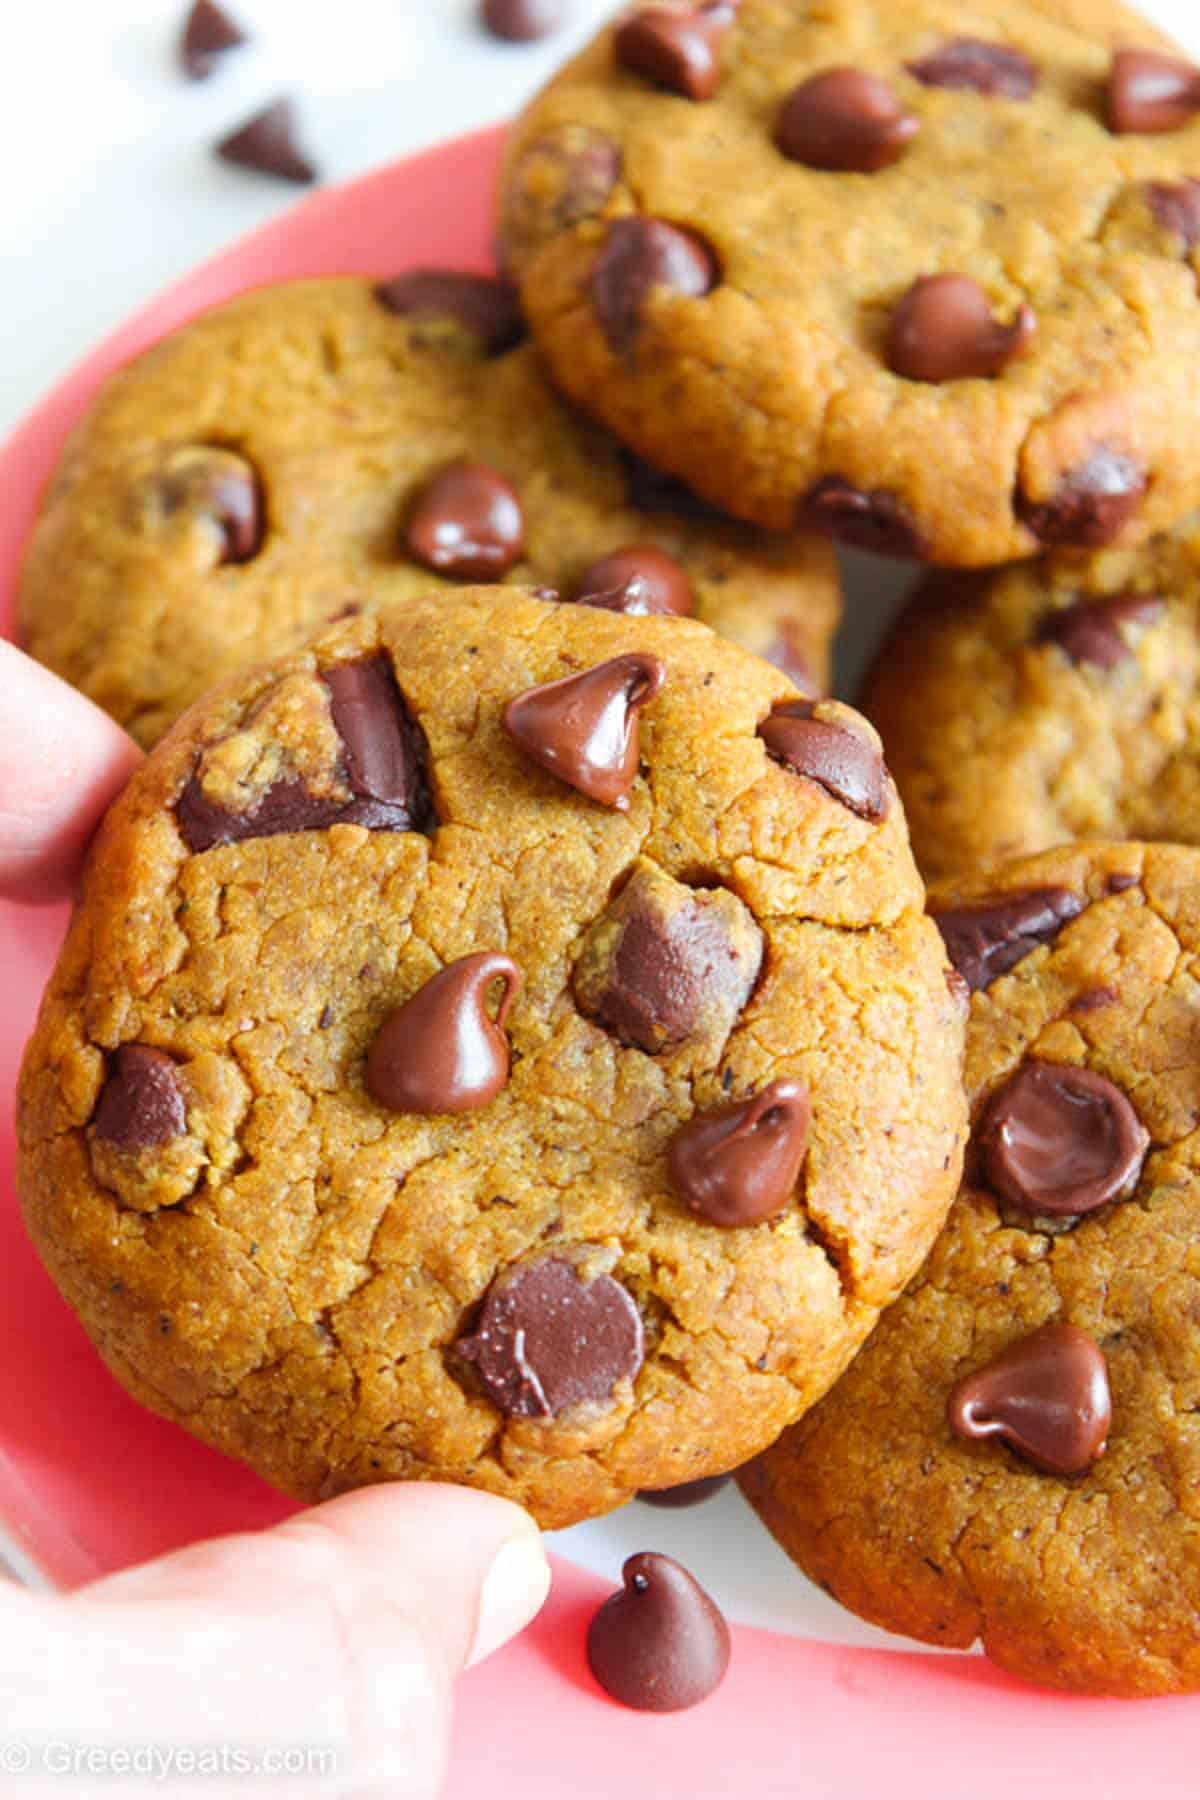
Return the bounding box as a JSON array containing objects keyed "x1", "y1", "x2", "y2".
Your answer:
[{"x1": 14, "y1": 0, "x2": 1200, "y2": 1702}]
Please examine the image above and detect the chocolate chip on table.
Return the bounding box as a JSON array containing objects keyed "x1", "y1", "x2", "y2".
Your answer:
[
  {"x1": 639, "y1": 1475, "x2": 732, "y2": 1507},
  {"x1": 92, "y1": 1046, "x2": 187, "y2": 1151},
  {"x1": 669, "y1": 1081, "x2": 811, "y2": 1227},
  {"x1": 405, "y1": 463, "x2": 525, "y2": 580},
  {"x1": 1147, "y1": 179, "x2": 1200, "y2": 247},
  {"x1": 614, "y1": 4, "x2": 738, "y2": 103},
  {"x1": 907, "y1": 38, "x2": 1036, "y2": 99},
  {"x1": 976, "y1": 1062, "x2": 1149, "y2": 1219},
  {"x1": 1039, "y1": 594, "x2": 1164, "y2": 669},
  {"x1": 800, "y1": 477, "x2": 927, "y2": 558},
  {"x1": 215, "y1": 97, "x2": 318, "y2": 185},
  {"x1": 947, "y1": 1323, "x2": 1112, "y2": 1477},
  {"x1": 930, "y1": 888, "x2": 1085, "y2": 993},
  {"x1": 776, "y1": 68, "x2": 917, "y2": 172},
  {"x1": 158, "y1": 446, "x2": 262, "y2": 563},
  {"x1": 886, "y1": 275, "x2": 1035, "y2": 383},
  {"x1": 587, "y1": 1552, "x2": 731, "y2": 1712},
  {"x1": 456, "y1": 1256, "x2": 644, "y2": 1417},
  {"x1": 180, "y1": 0, "x2": 247, "y2": 80},
  {"x1": 575, "y1": 544, "x2": 695, "y2": 617},
  {"x1": 503, "y1": 654, "x2": 665, "y2": 809},
  {"x1": 591, "y1": 217, "x2": 717, "y2": 355},
  {"x1": 1107, "y1": 48, "x2": 1200, "y2": 135},
  {"x1": 758, "y1": 700, "x2": 888, "y2": 821},
  {"x1": 366, "y1": 952, "x2": 522, "y2": 1115},
  {"x1": 1016, "y1": 449, "x2": 1146, "y2": 548},
  {"x1": 375, "y1": 271, "x2": 525, "y2": 355},
  {"x1": 480, "y1": 0, "x2": 564, "y2": 43}
]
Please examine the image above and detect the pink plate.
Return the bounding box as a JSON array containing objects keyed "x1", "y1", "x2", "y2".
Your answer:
[{"x1": 0, "y1": 128, "x2": 1194, "y2": 1796}]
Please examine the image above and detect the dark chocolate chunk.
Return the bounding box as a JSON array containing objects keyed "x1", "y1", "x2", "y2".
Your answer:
[
  {"x1": 1147, "y1": 178, "x2": 1200, "y2": 247},
  {"x1": 574, "y1": 543, "x2": 695, "y2": 617},
  {"x1": 591, "y1": 217, "x2": 717, "y2": 354},
  {"x1": 638, "y1": 1475, "x2": 731, "y2": 1507},
  {"x1": 180, "y1": 0, "x2": 247, "y2": 80},
  {"x1": 669, "y1": 1081, "x2": 810, "y2": 1226},
  {"x1": 366, "y1": 953, "x2": 522, "y2": 1115},
  {"x1": 215, "y1": 98, "x2": 317, "y2": 185},
  {"x1": 907, "y1": 38, "x2": 1036, "y2": 99},
  {"x1": 375, "y1": 271, "x2": 525, "y2": 354},
  {"x1": 930, "y1": 887, "x2": 1085, "y2": 993},
  {"x1": 758, "y1": 700, "x2": 888, "y2": 821},
  {"x1": 92, "y1": 1046, "x2": 187, "y2": 1151},
  {"x1": 503, "y1": 654, "x2": 665, "y2": 809},
  {"x1": 947, "y1": 1323, "x2": 1111, "y2": 1476},
  {"x1": 801, "y1": 477, "x2": 927, "y2": 558},
  {"x1": 776, "y1": 68, "x2": 917, "y2": 172},
  {"x1": 405, "y1": 463, "x2": 525, "y2": 581},
  {"x1": 976, "y1": 1062, "x2": 1149, "y2": 1218},
  {"x1": 1016, "y1": 449, "x2": 1146, "y2": 548},
  {"x1": 614, "y1": 4, "x2": 737, "y2": 102},
  {"x1": 1039, "y1": 593, "x2": 1164, "y2": 669},
  {"x1": 886, "y1": 275, "x2": 1035, "y2": 383},
  {"x1": 587, "y1": 1552, "x2": 731, "y2": 1711},
  {"x1": 159, "y1": 446, "x2": 263, "y2": 563},
  {"x1": 480, "y1": 0, "x2": 564, "y2": 42},
  {"x1": 1107, "y1": 48, "x2": 1200, "y2": 135}
]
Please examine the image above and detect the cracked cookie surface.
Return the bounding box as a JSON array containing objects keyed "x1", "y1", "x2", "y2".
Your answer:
[
  {"x1": 742, "y1": 841, "x2": 1200, "y2": 1695},
  {"x1": 16, "y1": 588, "x2": 964, "y2": 1528}
]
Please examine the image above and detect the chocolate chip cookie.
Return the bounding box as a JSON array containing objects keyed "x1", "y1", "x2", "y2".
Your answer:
[
  {"x1": 16, "y1": 588, "x2": 965, "y2": 1527},
  {"x1": 502, "y1": 0, "x2": 1200, "y2": 565},
  {"x1": 861, "y1": 513, "x2": 1200, "y2": 880},
  {"x1": 743, "y1": 841, "x2": 1200, "y2": 1695},
  {"x1": 19, "y1": 275, "x2": 838, "y2": 747}
]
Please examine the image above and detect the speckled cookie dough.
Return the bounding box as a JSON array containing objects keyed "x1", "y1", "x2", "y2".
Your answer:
[
  {"x1": 18, "y1": 275, "x2": 839, "y2": 747},
  {"x1": 501, "y1": 0, "x2": 1200, "y2": 565},
  {"x1": 16, "y1": 588, "x2": 965, "y2": 1528},
  {"x1": 742, "y1": 841, "x2": 1200, "y2": 1696}
]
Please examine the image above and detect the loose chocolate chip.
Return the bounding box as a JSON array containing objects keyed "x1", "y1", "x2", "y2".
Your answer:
[
  {"x1": 639, "y1": 1475, "x2": 731, "y2": 1507},
  {"x1": 92, "y1": 1046, "x2": 187, "y2": 1151},
  {"x1": 669, "y1": 1081, "x2": 810, "y2": 1227},
  {"x1": 977, "y1": 1061, "x2": 1149, "y2": 1218},
  {"x1": 615, "y1": 4, "x2": 737, "y2": 103},
  {"x1": 621, "y1": 451, "x2": 728, "y2": 521},
  {"x1": 931, "y1": 888, "x2": 1084, "y2": 993},
  {"x1": 1016, "y1": 449, "x2": 1146, "y2": 548},
  {"x1": 947, "y1": 1322, "x2": 1111, "y2": 1476},
  {"x1": 886, "y1": 275, "x2": 1035, "y2": 383},
  {"x1": 1039, "y1": 593, "x2": 1164, "y2": 669},
  {"x1": 456, "y1": 1256, "x2": 644, "y2": 1417},
  {"x1": 503, "y1": 653, "x2": 665, "y2": 809},
  {"x1": 159, "y1": 446, "x2": 263, "y2": 563},
  {"x1": 575, "y1": 544, "x2": 695, "y2": 617},
  {"x1": 480, "y1": 0, "x2": 564, "y2": 42},
  {"x1": 1147, "y1": 178, "x2": 1200, "y2": 247},
  {"x1": 215, "y1": 97, "x2": 317, "y2": 185},
  {"x1": 591, "y1": 217, "x2": 717, "y2": 355},
  {"x1": 759, "y1": 700, "x2": 888, "y2": 821},
  {"x1": 776, "y1": 68, "x2": 917, "y2": 173},
  {"x1": 180, "y1": 0, "x2": 247, "y2": 79},
  {"x1": 405, "y1": 462, "x2": 525, "y2": 581},
  {"x1": 366, "y1": 952, "x2": 522, "y2": 1115},
  {"x1": 907, "y1": 38, "x2": 1036, "y2": 99},
  {"x1": 1107, "y1": 48, "x2": 1200, "y2": 135},
  {"x1": 587, "y1": 1552, "x2": 730, "y2": 1712},
  {"x1": 375, "y1": 271, "x2": 525, "y2": 354},
  {"x1": 801, "y1": 477, "x2": 927, "y2": 558}
]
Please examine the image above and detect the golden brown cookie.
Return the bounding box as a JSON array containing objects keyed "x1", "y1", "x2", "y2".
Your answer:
[
  {"x1": 501, "y1": 0, "x2": 1200, "y2": 565},
  {"x1": 742, "y1": 841, "x2": 1200, "y2": 1696},
  {"x1": 17, "y1": 588, "x2": 964, "y2": 1528},
  {"x1": 19, "y1": 275, "x2": 838, "y2": 747}
]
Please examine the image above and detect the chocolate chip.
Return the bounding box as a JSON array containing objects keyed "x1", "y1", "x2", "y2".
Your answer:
[
  {"x1": 801, "y1": 477, "x2": 927, "y2": 558},
  {"x1": 1016, "y1": 449, "x2": 1146, "y2": 548},
  {"x1": 215, "y1": 98, "x2": 317, "y2": 185},
  {"x1": 92, "y1": 1046, "x2": 187, "y2": 1151},
  {"x1": 503, "y1": 653, "x2": 665, "y2": 809},
  {"x1": 1071, "y1": 986, "x2": 1119, "y2": 1013},
  {"x1": 587, "y1": 1552, "x2": 730, "y2": 1712},
  {"x1": 456, "y1": 1256, "x2": 644, "y2": 1417},
  {"x1": 886, "y1": 275, "x2": 1035, "y2": 383},
  {"x1": 1147, "y1": 178, "x2": 1200, "y2": 247},
  {"x1": 930, "y1": 888, "x2": 1085, "y2": 993},
  {"x1": 976, "y1": 1061, "x2": 1149, "y2": 1218},
  {"x1": 639, "y1": 1475, "x2": 731, "y2": 1507},
  {"x1": 502, "y1": 127, "x2": 622, "y2": 262},
  {"x1": 591, "y1": 217, "x2": 717, "y2": 355},
  {"x1": 480, "y1": 0, "x2": 563, "y2": 41},
  {"x1": 159, "y1": 446, "x2": 262, "y2": 563},
  {"x1": 1039, "y1": 593, "x2": 1164, "y2": 669},
  {"x1": 180, "y1": 0, "x2": 247, "y2": 79},
  {"x1": 621, "y1": 451, "x2": 728, "y2": 521},
  {"x1": 947, "y1": 1323, "x2": 1111, "y2": 1477},
  {"x1": 375, "y1": 271, "x2": 525, "y2": 354},
  {"x1": 776, "y1": 68, "x2": 918, "y2": 172},
  {"x1": 1106, "y1": 871, "x2": 1139, "y2": 894},
  {"x1": 575, "y1": 544, "x2": 695, "y2": 617},
  {"x1": 669, "y1": 1081, "x2": 810, "y2": 1227},
  {"x1": 907, "y1": 38, "x2": 1036, "y2": 99},
  {"x1": 366, "y1": 952, "x2": 522, "y2": 1115},
  {"x1": 758, "y1": 700, "x2": 888, "y2": 821},
  {"x1": 615, "y1": 4, "x2": 737, "y2": 103},
  {"x1": 1107, "y1": 48, "x2": 1200, "y2": 135},
  {"x1": 405, "y1": 462, "x2": 525, "y2": 581}
]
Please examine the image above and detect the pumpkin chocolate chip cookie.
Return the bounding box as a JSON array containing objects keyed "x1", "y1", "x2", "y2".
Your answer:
[
  {"x1": 19, "y1": 275, "x2": 838, "y2": 747},
  {"x1": 742, "y1": 841, "x2": 1200, "y2": 1696},
  {"x1": 502, "y1": 0, "x2": 1200, "y2": 565},
  {"x1": 16, "y1": 588, "x2": 965, "y2": 1527}
]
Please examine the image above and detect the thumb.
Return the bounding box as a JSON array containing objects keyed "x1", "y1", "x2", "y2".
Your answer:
[{"x1": 4, "y1": 1483, "x2": 550, "y2": 1799}]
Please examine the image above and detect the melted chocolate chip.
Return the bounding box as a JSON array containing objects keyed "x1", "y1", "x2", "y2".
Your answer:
[
  {"x1": 215, "y1": 98, "x2": 317, "y2": 185},
  {"x1": 456, "y1": 1257, "x2": 644, "y2": 1417},
  {"x1": 1107, "y1": 48, "x2": 1200, "y2": 135},
  {"x1": 931, "y1": 888, "x2": 1084, "y2": 993},
  {"x1": 503, "y1": 654, "x2": 665, "y2": 809},
  {"x1": 587, "y1": 1552, "x2": 730, "y2": 1712},
  {"x1": 801, "y1": 477, "x2": 927, "y2": 558},
  {"x1": 976, "y1": 1061, "x2": 1149, "y2": 1218},
  {"x1": 621, "y1": 451, "x2": 729, "y2": 521},
  {"x1": 638, "y1": 1475, "x2": 731, "y2": 1507},
  {"x1": 375, "y1": 271, "x2": 525, "y2": 354},
  {"x1": 159, "y1": 446, "x2": 263, "y2": 563},
  {"x1": 405, "y1": 462, "x2": 525, "y2": 580},
  {"x1": 1017, "y1": 449, "x2": 1146, "y2": 548},
  {"x1": 575, "y1": 544, "x2": 695, "y2": 617},
  {"x1": 759, "y1": 700, "x2": 888, "y2": 821},
  {"x1": 615, "y1": 4, "x2": 737, "y2": 102},
  {"x1": 181, "y1": 0, "x2": 247, "y2": 79},
  {"x1": 92, "y1": 1046, "x2": 187, "y2": 1151},
  {"x1": 366, "y1": 952, "x2": 522, "y2": 1115},
  {"x1": 480, "y1": 0, "x2": 563, "y2": 40},
  {"x1": 908, "y1": 38, "x2": 1036, "y2": 99},
  {"x1": 776, "y1": 68, "x2": 917, "y2": 172},
  {"x1": 1039, "y1": 593, "x2": 1164, "y2": 669},
  {"x1": 592, "y1": 217, "x2": 717, "y2": 354},
  {"x1": 886, "y1": 275, "x2": 1035, "y2": 383},
  {"x1": 669, "y1": 1081, "x2": 810, "y2": 1227},
  {"x1": 1147, "y1": 178, "x2": 1200, "y2": 247},
  {"x1": 947, "y1": 1323, "x2": 1111, "y2": 1476}
]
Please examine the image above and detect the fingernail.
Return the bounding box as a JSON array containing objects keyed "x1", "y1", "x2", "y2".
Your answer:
[{"x1": 468, "y1": 1528, "x2": 551, "y2": 1668}]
